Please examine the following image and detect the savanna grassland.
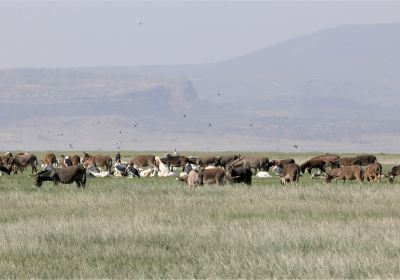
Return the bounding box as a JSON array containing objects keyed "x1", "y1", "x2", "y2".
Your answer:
[{"x1": 1, "y1": 151, "x2": 400, "y2": 278}]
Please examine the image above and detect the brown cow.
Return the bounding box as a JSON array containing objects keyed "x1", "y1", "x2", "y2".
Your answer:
[
  {"x1": 41, "y1": 153, "x2": 57, "y2": 166},
  {"x1": 9, "y1": 153, "x2": 38, "y2": 174},
  {"x1": 129, "y1": 154, "x2": 156, "y2": 169},
  {"x1": 198, "y1": 167, "x2": 227, "y2": 186},
  {"x1": 310, "y1": 154, "x2": 340, "y2": 164},
  {"x1": 82, "y1": 152, "x2": 112, "y2": 172},
  {"x1": 218, "y1": 155, "x2": 240, "y2": 167},
  {"x1": 331, "y1": 157, "x2": 361, "y2": 167},
  {"x1": 160, "y1": 155, "x2": 194, "y2": 171},
  {"x1": 388, "y1": 165, "x2": 400, "y2": 183},
  {"x1": 270, "y1": 159, "x2": 295, "y2": 168},
  {"x1": 355, "y1": 154, "x2": 377, "y2": 166},
  {"x1": 71, "y1": 155, "x2": 81, "y2": 165},
  {"x1": 196, "y1": 156, "x2": 221, "y2": 167},
  {"x1": 230, "y1": 156, "x2": 269, "y2": 173},
  {"x1": 365, "y1": 162, "x2": 383, "y2": 182},
  {"x1": 280, "y1": 163, "x2": 300, "y2": 185},
  {"x1": 300, "y1": 159, "x2": 326, "y2": 175},
  {"x1": 325, "y1": 165, "x2": 364, "y2": 183}
]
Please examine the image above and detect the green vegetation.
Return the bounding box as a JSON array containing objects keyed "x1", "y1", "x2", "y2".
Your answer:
[{"x1": 0, "y1": 152, "x2": 400, "y2": 278}]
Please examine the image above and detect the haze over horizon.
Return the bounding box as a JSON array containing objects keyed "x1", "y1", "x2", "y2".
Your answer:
[{"x1": 0, "y1": 1, "x2": 400, "y2": 68}]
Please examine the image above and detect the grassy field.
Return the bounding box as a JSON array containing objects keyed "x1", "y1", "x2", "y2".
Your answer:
[{"x1": 1, "y1": 151, "x2": 400, "y2": 278}]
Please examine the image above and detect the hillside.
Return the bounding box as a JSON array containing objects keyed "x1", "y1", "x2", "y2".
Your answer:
[{"x1": 1, "y1": 23, "x2": 400, "y2": 151}]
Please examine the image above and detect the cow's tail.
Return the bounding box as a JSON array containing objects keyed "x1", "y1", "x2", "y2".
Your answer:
[{"x1": 34, "y1": 156, "x2": 38, "y2": 166}]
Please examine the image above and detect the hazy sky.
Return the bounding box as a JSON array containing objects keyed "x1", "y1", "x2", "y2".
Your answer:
[{"x1": 0, "y1": 1, "x2": 399, "y2": 68}]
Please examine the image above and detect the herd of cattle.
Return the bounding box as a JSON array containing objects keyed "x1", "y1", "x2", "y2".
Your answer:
[{"x1": 1, "y1": 151, "x2": 400, "y2": 188}]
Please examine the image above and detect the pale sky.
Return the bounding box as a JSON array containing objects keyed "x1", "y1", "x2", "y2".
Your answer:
[{"x1": 0, "y1": 1, "x2": 399, "y2": 68}]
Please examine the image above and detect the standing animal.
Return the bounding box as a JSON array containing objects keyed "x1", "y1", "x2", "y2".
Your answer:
[
  {"x1": 9, "y1": 153, "x2": 38, "y2": 174},
  {"x1": 280, "y1": 163, "x2": 300, "y2": 185},
  {"x1": 34, "y1": 165, "x2": 86, "y2": 188},
  {"x1": 310, "y1": 154, "x2": 340, "y2": 164},
  {"x1": 269, "y1": 159, "x2": 295, "y2": 168},
  {"x1": 331, "y1": 157, "x2": 361, "y2": 167},
  {"x1": 226, "y1": 165, "x2": 252, "y2": 186},
  {"x1": 196, "y1": 156, "x2": 221, "y2": 167},
  {"x1": 82, "y1": 152, "x2": 112, "y2": 172},
  {"x1": 41, "y1": 153, "x2": 57, "y2": 166},
  {"x1": 355, "y1": 154, "x2": 377, "y2": 166},
  {"x1": 365, "y1": 162, "x2": 383, "y2": 182},
  {"x1": 218, "y1": 155, "x2": 240, "y2": 167},
  {"x1": 159, "y1": 155, "x2": 194, "y2": 171},
  {"x1": 198, "y1": 167, "x2": 227, "y2": 186},
  {"x1": 129, "y1": 154, "x2": 156, "y2": 169},
  {"x1": 325, "y1": 165, "x2": 364, "y2": 183},
  {"x1": 388, "y1": 165, "x2": 400, "y2": 183},
  {"x1": 300, "y1": 159, "x2": 326, "y2": 176},
  {"x1": 230, "y1": 156, "x2": 269, "y2": 173}
]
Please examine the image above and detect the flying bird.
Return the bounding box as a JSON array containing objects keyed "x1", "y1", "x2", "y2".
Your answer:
[
  {"x1": 293, "y1": 145, "x2": 298, "y2": 149},
  {"x1": 249, "y1": 123, "x2": 253, "y2": 127},
  {"x1": 134, "y1": 123, "x2": 138, "y2": 127},
  {"x1": 208, "y1": 123, "x2": 212, "y2": 127},
  {"x1": 69, "y1": 144, "x2": 73, "y2": 149},
  {"x1": 183, "y1": 114, "x2": 186, "y2": 118},
  {"x1": 119, "y1": 131, "x2": 122, "y2": 134}
]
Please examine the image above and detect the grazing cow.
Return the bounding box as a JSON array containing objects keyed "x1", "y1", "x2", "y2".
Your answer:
[
  {"x1": 325, "y1": 165, "x2": 364, "y2": 183},
  {"x1": 0, "y1": 165, "x2": 11, "y2": 175},
  {"x1": 196, "y1": 156, "x2": 221, "y2": 167},
  {"x1": 82, "y1": 152, "x2": 112, "y2": 172},
  {"x1": 41, "y1": 153, "x2": 57, "y2": 166},
  {"x1": 218, "y1": 155, "x2": 240, "y2": 167},
  {"x1": 159, "y1": 155, "x2": 194, "y2": 171},
  {"x1": 365, "y1": 162, "x2": 383, "y2": 182},
  {"x1": 388, "y1": 165, "x2": 400, "y2": 183},
  {"x1": 280, "y1": 163, "x2": 300, "y2": 185},
  {"x1": 230, "y1": 156, "x2": 269, "y2": 173},
  {"x1": 355, "y1": 154, "x2": 377, "y2": 166},
  {"x1": 300, "y1": 159, "x2": 326, "y2": 176},
  {"x1": 226, "y1": 165, "x2": 252, "y2": 186},
  {"x1": 198, "y1": 167, "x2": 227, "y2": 186},
  {"x1": 34, "y1": 165, "x2": 86, "y2": 188},
  {"x1": 269, "y1": 159, "x2": 295, "y2": 168},
  {"x1": 9, "y1": 153, "x2": 38, "y2": 174},
  {"x1": 129, "y1": 154, "x2": 156, "y2": 169},
  {"x1": 331, "y1": 157, "x2": 361, "y2": 167}
]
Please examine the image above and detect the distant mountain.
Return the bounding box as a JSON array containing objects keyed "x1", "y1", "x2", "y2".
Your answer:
[{"x1": 1, "y1": 23, "x2": 400, "y2": 152}]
